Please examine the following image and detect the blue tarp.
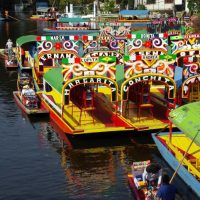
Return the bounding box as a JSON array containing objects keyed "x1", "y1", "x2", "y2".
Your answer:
[{"x1": 119, "y1": 10, "x2": 149, "y2": 17}]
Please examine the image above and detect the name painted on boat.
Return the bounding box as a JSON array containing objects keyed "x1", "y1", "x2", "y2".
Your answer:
[
  {"x1": 122, "y1": 75, "x2": 175, "y2": 99},
  {"x1": 40, "y1": 53, "x2": 77, "y2": 62},
  {"x1": 64, "y1": 77, "x2": 117, "y2": 104}
]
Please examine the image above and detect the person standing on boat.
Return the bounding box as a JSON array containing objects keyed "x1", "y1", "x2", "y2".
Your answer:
[
  {"x1": 143, "y1": 163, "x2": 162, "y2": 187},
  {"x1": 156, "y1": 174, "x2": 177, "y2": 200},
  {"x1": 6, "y1": 39, "x2": 13, "y2": 60}
]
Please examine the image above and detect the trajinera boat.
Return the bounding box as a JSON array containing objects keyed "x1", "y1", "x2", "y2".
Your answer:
[
  {"x1": 14, "y1": 22, "x2": 200, "y2": 135},
  {"x1": 43, "y1": 17, "x2": 99, "y2": 34},
  {"x1": 128, "y1": 160, "x2": 162, "y2": 200},
  {"x1": 152, "y1": 101, "x2": 200, "y2": 197},
  {"x1": 13, "y1": 86, "x2": 49, "y2": 115}
]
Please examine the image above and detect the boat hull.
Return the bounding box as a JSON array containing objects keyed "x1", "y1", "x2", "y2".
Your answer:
[
  {"x1": 43, "y1": 28, "x2": 99, "y2": 35},
  {"x1": 41, "y1": 95, "x2": 134, "y2": 136},
  {"x1": 13, "y1": 91, "x2": 49, "y2": 115},
  {"x1": 152, "y1": 132, "x2": 200, "y2": 197}
]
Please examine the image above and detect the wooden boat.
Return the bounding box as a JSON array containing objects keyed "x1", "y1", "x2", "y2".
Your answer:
[
  {"x1": 128, "y1": 160, "x2": 161, "y2": 200},
  {"x1": 13, "y1": 89, "x2": 49, "y2": 115},
  {"x1": 40, "y1": 67, "x2": 133, "y2": 135},
  {"x1": 0, "y1": 48, "x2": 18, "y2": 70},
  {"x1": 152, "y1": 102, "x2": 200, "y2": 197},
  {"x1": 15, "y1": 30, "x2": 200, "y2": 134},
  {"x1": 17, "y1": 71, "x2": 33, "y2": 91},
  {"x1": 43, "y1": 17, "x2": 99, "y2": 34}
]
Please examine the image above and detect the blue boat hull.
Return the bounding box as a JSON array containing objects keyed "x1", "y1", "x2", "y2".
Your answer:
[{"x1": 152, "y1": 132, "x2": 200, "y2": 197}]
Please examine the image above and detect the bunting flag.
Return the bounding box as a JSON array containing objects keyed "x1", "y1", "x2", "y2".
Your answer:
[
  {"x1": 127, "y1": 33, "x2": 168, "y2": 39},
  {"x1": 159, "y1": 54, "x2": 176, "y2": 60},
  {"x1": 98, "y1": 56, "x2": 116, "y2": 62},
  {"x1": 124, "y1": 55, "x2": 142, "y2": 61},
  {"x1": 36, "y1": 35, "x2": 80, "y2": 41},
  {"x1": 82, "y1": 35, "x2": 97, "y2": 40},
  {"x1": 62, "y1": 57, "x2": 81, "y2": 64},
  {"x1": 170, "y1": 35, "x2": 184, "y2": 40}
]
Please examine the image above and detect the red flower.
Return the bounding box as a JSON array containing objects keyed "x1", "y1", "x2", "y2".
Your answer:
[
  {"x1": 144, "y1": 40, "x2": 152, "y2": 48},
  {"x1": 54, "y1": 42, "x2": 62, "y2": 50}
]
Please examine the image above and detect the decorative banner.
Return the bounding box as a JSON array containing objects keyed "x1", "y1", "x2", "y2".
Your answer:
[
  {"x1": 36, "y1": 35, "x2": 80, "y2": 41},
  {"x1": 98, "y1": 56, "x2": 116, "y2": 62},
  {"x1": 63, "y1": 76, "x2": 118, "y2": 104},
  {"x1": 159, "y1": 54, "x2": 176, "y2": 60},
  {"x1": 61, "y1": 56, "x2": 116, "y2": 64},
  {"x1": 121, "y1": 74, "x2": 176, "y2": 100},
  {"x1": 127, "y1": 33, "x2": 168, "y2": 39},
  {"x1": 39, "y1": 52, "x2": 78, "y2": 63},
  {"x1": 82, "y1": 35, "x2": 97, "y2": 41}
]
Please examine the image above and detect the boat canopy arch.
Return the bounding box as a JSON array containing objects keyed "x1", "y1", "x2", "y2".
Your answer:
[
  {"x1": 16, "y1": 35, "x2": 37, "y2": 46},
  {"x1": 181, "y1": 74, "x2": 200, "y2": 98},
  {"x1": 169, "y1": 101, "x2": 200, "y2": 146},
  {"x1": 121, "y1": 73, "x2": 176, "y2": 100},
  {"x1": 62, "y1": 76, "x2": 118, "y2": 104}
]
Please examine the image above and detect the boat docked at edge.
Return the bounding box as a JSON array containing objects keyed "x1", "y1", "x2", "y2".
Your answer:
[
  {"x1": 152, "y1": 101, "x2": 200, "y2": 198},
  {"x1": 0, "y1": 48, "x2": 18, "y2": 70},
  {"x1": 43, "y1": 17, "x2": 99, "y2": 34},
  {"x1": 13, "y1": 87, "x2": 49, "y2": 115},
  {"x1": 40, "y1": 67, "x2": 133, "y2": 135},
  {"x1": 128, "y1": 160, "x2": 161, "y2": 200}
]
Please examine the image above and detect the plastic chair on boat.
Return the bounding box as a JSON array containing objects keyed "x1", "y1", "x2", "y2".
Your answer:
[
  {"x1": 79, "y1": 87, "x2": 95, "y2": 125},
  {"x1": 137, "y1": 82, "x2": 154, "y2": 121}
]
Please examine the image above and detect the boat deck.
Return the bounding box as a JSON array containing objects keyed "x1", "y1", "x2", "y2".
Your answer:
[
  {"x1": 62, "y1": 102, "x2": 132, "y2": 134},
  {"x1": 160, "y1": 134, "x2": 200, "y2": 159}
]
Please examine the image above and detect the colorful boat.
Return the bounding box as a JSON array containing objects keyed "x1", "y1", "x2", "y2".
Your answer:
[
  {"x1": 13, "y1": 89, "x2": 49, "y2": 115},
  {"x1": 43, "y1": 17, "x2": 99, "y2": 34},
  {"x1": 152, "y1": 102, "x2": 200, "y2": 197},
  {"x1": 0, "y1": 48, "x2": 18, "y2": 70},
  {"x1": 128, "y1": 160, "x2": 160, "y2": 200},
  {"x1": 13, "y1": 28, "x2": 200, "y2": 135}
]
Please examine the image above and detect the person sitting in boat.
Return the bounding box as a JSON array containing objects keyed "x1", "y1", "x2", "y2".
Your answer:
[
  {"x1": 156, "y1": 174, "x2": 177, "y2": 200},
  {"x1": 143, "y1": 163, "x2": 162, "y2": 187}
]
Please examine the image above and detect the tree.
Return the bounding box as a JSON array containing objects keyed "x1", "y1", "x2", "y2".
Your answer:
[
  {"x1": 104, "y1": 0, "x2": 115, "y2": 13},
  {"x1": 187, "y1": 0, "x2": 200, "y2": 15}
]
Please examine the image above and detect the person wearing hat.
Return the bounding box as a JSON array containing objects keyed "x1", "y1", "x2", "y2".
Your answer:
[
  {"x1": 143, "y1": 163, "x2": 162, "y2": 187},
  {"x1": 156, "y1": 174, "x2": 177, "y2": 200}
]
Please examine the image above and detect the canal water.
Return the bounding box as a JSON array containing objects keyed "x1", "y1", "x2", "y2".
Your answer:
[{"x1": 0, "y1": 12, "x2": 198, "y2": 200}]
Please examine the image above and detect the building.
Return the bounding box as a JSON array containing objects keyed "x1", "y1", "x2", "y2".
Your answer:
[{"x1": 134, "y1": 0, "x2": 189, "y2": 16}]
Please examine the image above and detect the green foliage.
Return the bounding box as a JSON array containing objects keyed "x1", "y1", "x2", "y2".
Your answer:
[
  {"x1": 136, "y1": 4, "x2": 146, "y2": 10},
  {"x1": 187, "y1": 0, "x2": 200, "y2": 14},
  {"x1": 104, "y1": 0, "x2": 115, "y2": 13},
  {"x1": 120, "y1": 0, "x2": 128, "y2": 10}
]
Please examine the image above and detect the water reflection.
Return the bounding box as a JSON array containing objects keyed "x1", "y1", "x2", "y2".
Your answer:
[{"x1": 33, "y1": 119, "x2": 199, "y2": 200}]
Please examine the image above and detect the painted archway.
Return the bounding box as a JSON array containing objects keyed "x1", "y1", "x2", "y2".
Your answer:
[
  {"x1": 62, "y1": 76, "x2": 118, "y2": 105},
  {"x1": 182, "y1": 74, "x2": 200, "y2": 98},
  {"x1": 121, "y1": 73, "x2": 176, "y2": 100}
]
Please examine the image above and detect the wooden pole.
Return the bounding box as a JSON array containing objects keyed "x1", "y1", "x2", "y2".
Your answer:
[
  {"x1": 7, "y1": 14, "x2": 20, "y2": 21},
  {"x1": 169, "y1": 129, "x2": 200, "y2": 183}
]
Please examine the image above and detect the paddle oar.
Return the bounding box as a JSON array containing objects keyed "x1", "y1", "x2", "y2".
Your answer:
[
  {"x1": 7, "y1": 14, "x2": 20, "y2": 21},
  {"x1": 169, "y1": 129, "x2": 200, "y2": 183}
]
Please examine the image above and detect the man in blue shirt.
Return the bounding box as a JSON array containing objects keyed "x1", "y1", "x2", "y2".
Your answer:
[{"x1": 156, "y1": 174, "x2": 177, "y2": 200}]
